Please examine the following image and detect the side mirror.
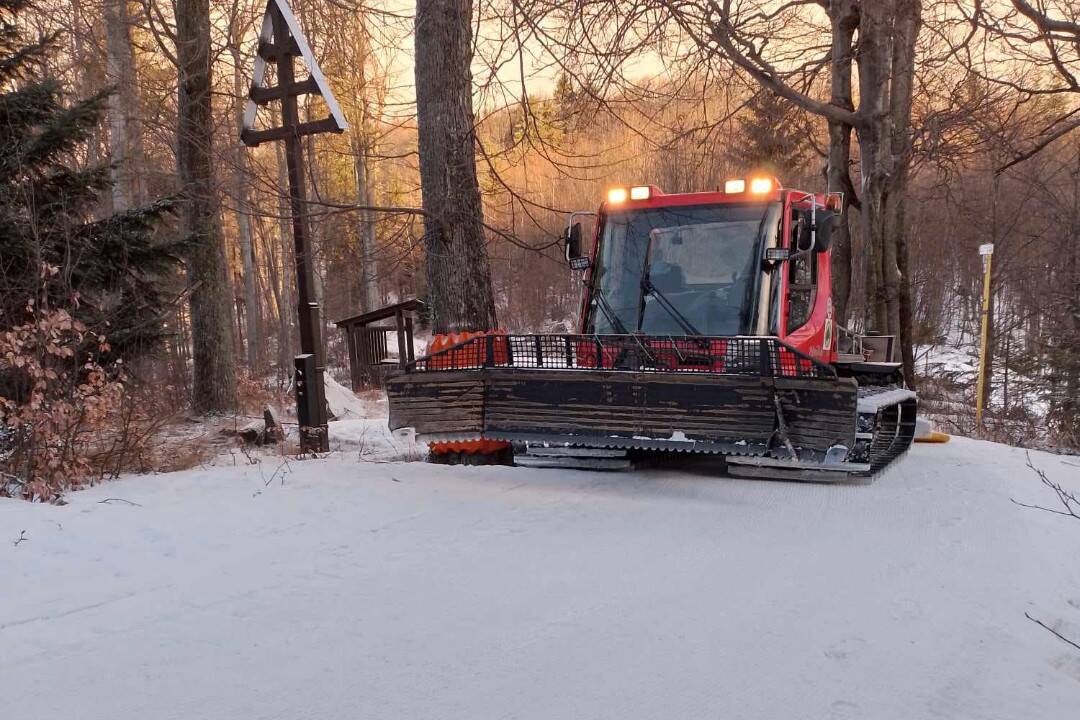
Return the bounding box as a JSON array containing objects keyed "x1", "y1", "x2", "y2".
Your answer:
[
  {"x1": 814, "y1": 212, "x2": 835, "y2": 253},
  {"x1": 564, "y1": 222, "x2": 589, "y2": 269}
]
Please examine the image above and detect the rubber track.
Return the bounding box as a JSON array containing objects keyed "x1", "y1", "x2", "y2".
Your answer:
[{"x1": 864, "y1": 396, "x2": 918, "y2": 473}]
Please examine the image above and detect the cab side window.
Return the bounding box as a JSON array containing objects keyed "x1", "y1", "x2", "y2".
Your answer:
[{"x1": 787, "y1": 211, "x2": 817, "y2": 332}]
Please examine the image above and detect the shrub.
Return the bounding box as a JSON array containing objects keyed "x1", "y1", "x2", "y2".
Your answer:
[{"x1": 0, "y1": 305, "x2": 123, "y2": 501}]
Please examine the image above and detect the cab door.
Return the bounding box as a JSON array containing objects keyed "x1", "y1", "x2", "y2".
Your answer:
[{"x1": 780, "y1": 205, "x2": 836, "y2": 362}]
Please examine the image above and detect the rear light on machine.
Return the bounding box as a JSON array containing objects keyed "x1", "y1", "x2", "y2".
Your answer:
[
  {"x1": 724, "y1": 179, "x2": 746, "y2": 194},
  {"x1": 629, "y1": 185, "x2": 651, "y2": 200}
]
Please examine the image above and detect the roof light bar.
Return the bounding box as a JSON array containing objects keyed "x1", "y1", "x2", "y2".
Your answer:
[
  {"x1": 629, "y1": 185, "x2": 651, "y2": 200},
  {"x1": 724, "y1": 177, "x2": 780, "y2": 194},
  {"x1": 724, "y1": 179, "x2": 746, "y2": 194}
]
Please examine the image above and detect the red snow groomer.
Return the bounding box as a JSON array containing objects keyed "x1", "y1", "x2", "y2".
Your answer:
[{"x1": 386, "y1": 178, "x2": 916, "y2": 481}]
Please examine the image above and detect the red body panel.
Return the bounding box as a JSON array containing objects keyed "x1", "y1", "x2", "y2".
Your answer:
[
  {"x1": 577, "y1": 185, "x2": 838, "y2": 363},
  {"x1": 782, "y1": 194, "x2": 838, "y2": 364}
]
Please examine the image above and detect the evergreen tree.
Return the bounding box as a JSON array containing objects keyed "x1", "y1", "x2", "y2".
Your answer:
[
  {"x1": 727, "y1": 91, "x2": 814, "y2": 183},
  {"x1": 0, "y1": 0, "x2": 180, "y2": 360}
]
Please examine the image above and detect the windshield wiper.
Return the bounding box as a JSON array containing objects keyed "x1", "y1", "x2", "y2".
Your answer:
[
  {"x1": 592, "y1": 285, "x2": 630, "y2": 334},
  {"x1": 638, "y1": 276, "x2": 703, "y2": 336}
]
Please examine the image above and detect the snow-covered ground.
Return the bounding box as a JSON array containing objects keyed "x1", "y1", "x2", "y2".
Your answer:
[{"x1": 2, "y1": 430, "x2": 1079, "y2": 719}]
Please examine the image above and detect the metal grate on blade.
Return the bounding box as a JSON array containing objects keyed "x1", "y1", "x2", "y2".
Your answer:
[{"x1": 408, "y1": 334, "x2": 835, "y2": 379}]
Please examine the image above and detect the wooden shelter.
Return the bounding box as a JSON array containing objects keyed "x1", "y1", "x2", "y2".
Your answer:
[{"x1": 334, "y1": 300, "x2": 421, "y2": 390}]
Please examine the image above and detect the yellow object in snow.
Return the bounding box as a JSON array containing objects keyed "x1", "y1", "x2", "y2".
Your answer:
[{"x1": 915, "y1": 431, "x2": 951, "y2": 444}]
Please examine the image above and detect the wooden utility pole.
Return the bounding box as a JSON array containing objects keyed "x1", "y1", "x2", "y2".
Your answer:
[{"x1": 241, "y1": 0, "x2": 347, "y2": 452}]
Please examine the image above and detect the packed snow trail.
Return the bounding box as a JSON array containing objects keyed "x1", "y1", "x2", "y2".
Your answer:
[{"x1": 1, "y1": 434, "x2": 1078, "y2": 719}]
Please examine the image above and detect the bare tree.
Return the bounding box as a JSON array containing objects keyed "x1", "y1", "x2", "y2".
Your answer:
[
  {"x1": 824, "y1": 0, "x2": 860, "y2": 327},
  {"x1": 104, "y1": 0, "x2": 146, "y2": 210},
  {"x1": 955, "y1": 0, "x2": 1079, "y2": 171},
  {"x1": 415, "y1": 0, "x2": 498, "y2": 333},
  {"x1": 176, "y1": 0, "x2": 236, "y2": 411},
  {"x1": 227, "y1": 6, "x2": 262, "y2": 371},
  {"x1": 689, "y1": 1, "x2": 922, "y2": 384},
  {"x1": 349, "y1": 23, "x2": 382, "y2": 315}
]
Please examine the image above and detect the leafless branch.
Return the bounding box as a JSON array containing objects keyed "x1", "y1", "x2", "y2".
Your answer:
[
  {"x1": 1026, "y1": 612, "x2": 1080, "y2": 652},
  {"x1": 1010, "y1": 453, "x2": 1080, "y2": 520}
]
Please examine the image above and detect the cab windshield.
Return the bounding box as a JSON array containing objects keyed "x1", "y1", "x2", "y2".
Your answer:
[{"x1": 586, "y1": 202, "x2": 780, "y2": 336}]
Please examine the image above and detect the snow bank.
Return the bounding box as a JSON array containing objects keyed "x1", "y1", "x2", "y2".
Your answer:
[
  {"x1": 322, "y1": 373, "x2": 367, "y2": 419},
  {"x1": 328, "y1": 418, "x2": 423, "y2": 461},
  {"x1": 319, "y1": 377, "x2": 423, "y2": 460},
  {"x1": 2, "y1": 439, "x2": 1078, "y2": 719}
]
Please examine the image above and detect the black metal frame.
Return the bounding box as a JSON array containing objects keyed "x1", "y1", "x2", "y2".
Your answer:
[{"x1": 405, "y1": 334, "x2": 835, "y2": 379}]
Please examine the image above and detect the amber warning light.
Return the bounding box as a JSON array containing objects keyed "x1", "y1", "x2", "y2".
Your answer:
[
  {"x1": 607, "y1": 187, "x2": 628, "y2": 204},
  {"x1": 750, "y1": 177, "x2": 774, "y2": 194},
  {"x1": 724, "y1": 177, "x2": 777, "y2": 194},
  {"x1": 607, "y1": 186, "x2": 654, "y2": 203}
]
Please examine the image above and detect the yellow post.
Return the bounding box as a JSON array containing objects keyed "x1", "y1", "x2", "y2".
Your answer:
[{"x1": 975, "y1": 243, "x2": 994, "y2": 429}]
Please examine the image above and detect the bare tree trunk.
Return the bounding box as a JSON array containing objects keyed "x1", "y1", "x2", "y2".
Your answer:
[
  {"x1": 71, "y1": 0, "x2": 106, "y2": 166},
  {"x1": 257, "y1": 218, "x2": 288, "y2": 373},
  {"x1": 854, "y1": 0, "x2": 920, "y2": 385},
  {"x1": 889, "y1": 0, "x2": 921, "y2": 387},
  {"x1": 352, "y1": 130, "x2": 379, "y2": 313},
  {"x1": 230, "y1": 45, "x2": 261, "y2": 371},
  {"x1": 341, "y1": 11, "x2": 388, "y2": 314},
  {"x1": 171, "y1": 306, "x2": 191, "y2": 397},
  {"x1": 1065, "y1": 160, "x2": 1080, "y2": 444},
  {"x1": 826, "y1": 0, "x2": 859, "y2": 325},
  {"x1": 414, "y1": 0, "x2": 497, "y2": 333},
  {"x1": 857, "y1": 1, "x2": 892, "y2": 336},
  {"x1": 1062, "y1": 191, "x2": 1080, "y2": 444},
  {"x1": 236, "y1": 166, "x2": 260, "y2": 370},
  {"x1": 176, "y1": 0, "x2": 236, "y2": 412},
  {"x1": 104, "y1": 0, "x2": 146, "y2": 211},
  {"x1": 895, "y1": 207, "x2": 917, "y2": 386}
]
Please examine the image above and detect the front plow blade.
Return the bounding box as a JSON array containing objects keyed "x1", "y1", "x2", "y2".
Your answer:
[{"x1": 386, "y1": 335, "x2": 862, "y2": 475}]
